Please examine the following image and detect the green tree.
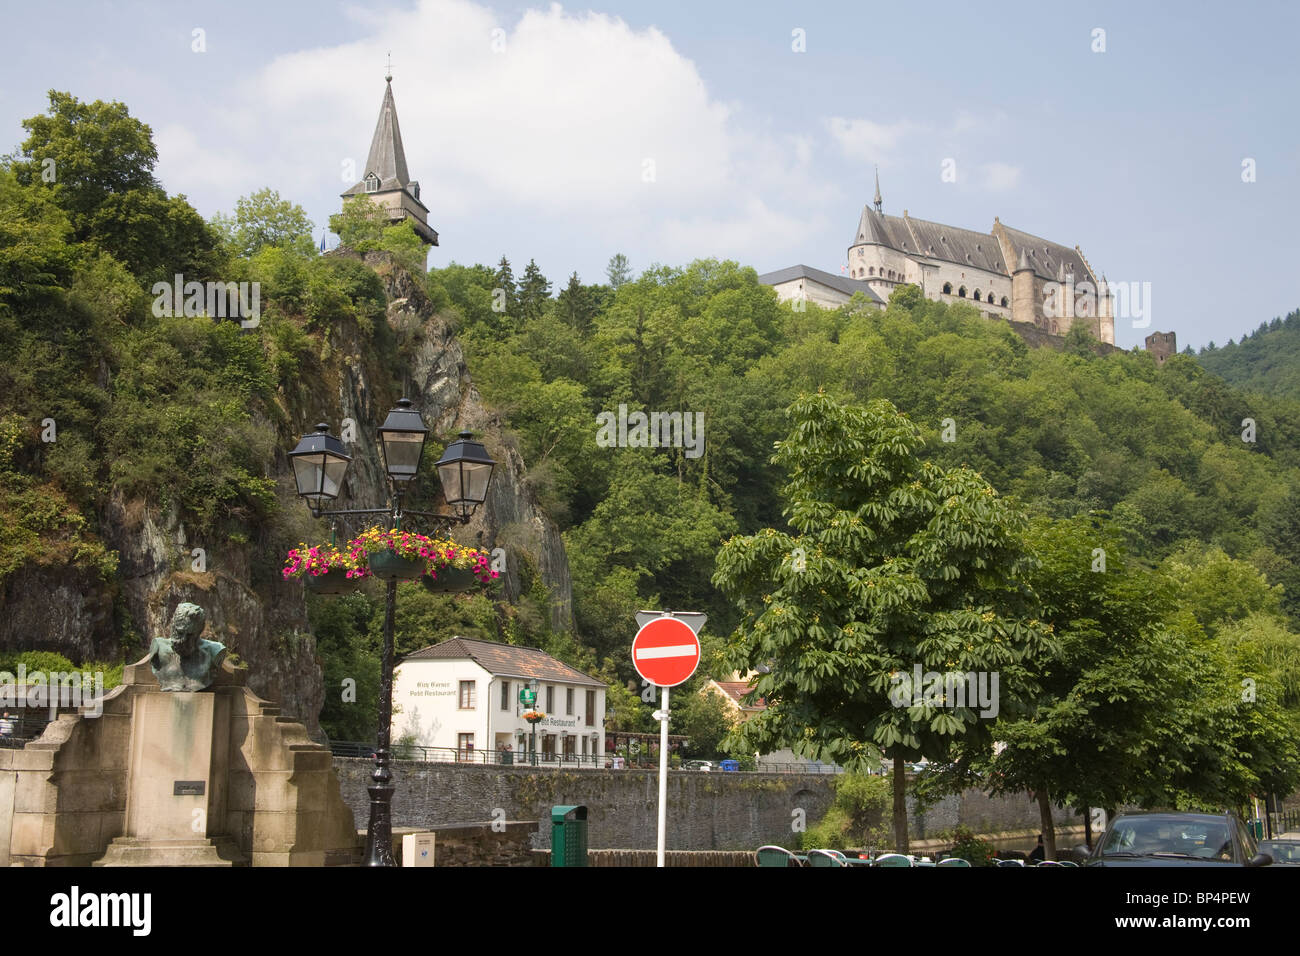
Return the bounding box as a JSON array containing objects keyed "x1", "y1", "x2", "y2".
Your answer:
[
  {"x1": 493, "y1": 255, "x2": 517, "y2": 313},
  {"x1": 518, "y1": 258, "x2": 551, "y2": 321},
  {"x1": 329, "y1": 196, "x2": 387, "y2": 249},
  {"x1": 606, "y1": 252, "x2": 631, "y2": 289},
  {"x1": 714, "y1": 392, "x2": 1054, "y2": 852},
  {"x1": 556, "y1": 271, "x2": 597, "y2": 333},
  {"x1": 212, "y1": 187, "x2": 315, "y2": 258},
  {"x1": 678, "y1": 687, "x2": 734, "y2": 758}
]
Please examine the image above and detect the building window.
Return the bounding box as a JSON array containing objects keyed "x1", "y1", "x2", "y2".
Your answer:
[
  {"x1": 958, "y1": 286, "x2": 967, "y2": 297},
  {"x1": 973, "y1": 290, "x2": 982, "y2": 302},
  {"x1": 459, "y1": 681, "x2": 476, "y2": 709},
  {"x1": 585, "y1": 690, "x2": 596, "y2": 726},
  {"x1": 410, "y1": 182, "x2": 419, "y2": 199},
  {"x1": 942, "y1": 282, "x2": 952, "y2": 294},
  {"x1": 364, "y1": 174, "x2": 379, "y2": 193},
  {"x1": 869, "y1": 266, "x2": 875, "y2": 276},
  {"x1": 1000, "y1": 296, "x2": 1009, "y2": 307},
  {"x1": 500, "y1": 680, "x2": 510, "y2": 711},
  {"x1": 857, "y1": 248, "x2": 864, "y2": 258},
  {"x1": 566, "y1": 688, "x2": 574, "y2": 715},
  {"x1": 546, "y1": 685, "x2": 554, "y2": 713},
  {"x1": 457, "y1": 733, "x2": 474, "y2": 756}
]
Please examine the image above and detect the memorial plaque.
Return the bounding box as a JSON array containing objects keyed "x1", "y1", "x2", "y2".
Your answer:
[{"x1": 173, "y1": 780, "x2": 206, "y2": 796}]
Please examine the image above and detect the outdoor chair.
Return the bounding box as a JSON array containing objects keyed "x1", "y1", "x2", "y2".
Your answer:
[
  {"x1": 755, "y1": 845, "x2": 803, "y2": 867},
  {"x1": 873, "y1": 853, "x2": 913, "y2": 867},
  {"x1": 937, "y1": 856, "x2": 972, "y2": 867},
  {"x1": 806, "y1": 849, "x2": 847, "y2": 867}
]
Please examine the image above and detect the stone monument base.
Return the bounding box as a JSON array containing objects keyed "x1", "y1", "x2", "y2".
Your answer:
[
  {"x1": 95, "y1": 837, "x2": 246, "y2": 867},
  {"x1": 0, "y1": 655, "x2": 362, "y2": 866}
]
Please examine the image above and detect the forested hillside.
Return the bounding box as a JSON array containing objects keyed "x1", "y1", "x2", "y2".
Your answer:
[
  {"x1": 4, "y1": 91, "x2": 1300, "y2": 764},
  {"x1": 435, "y1": 263, "x2": 1300, "y2": 654},
  {"x1": 1196, "y1": 308, "x2": 1300, "y2": 399}
]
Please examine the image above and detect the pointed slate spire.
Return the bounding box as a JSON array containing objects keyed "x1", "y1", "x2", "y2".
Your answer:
[
  {"x1": 873, "y1": 166, "x2": 882, "y2": 213},
  {"x1": 1016, "y1": 247, "x2": 1031, "y2": 272},
  {"x1": 361, "y1": 78, "x2": 411, "y2": 191}
]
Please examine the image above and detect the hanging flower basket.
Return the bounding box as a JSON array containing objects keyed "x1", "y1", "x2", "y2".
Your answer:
[
  {"x1": 367, "y1": 550, "x2": 427, "y2": 580},
  {"x1": 304, "y1": 567, "x2": 361, "y2": 595},
  {"x1": 344, "y1": 527, "x2": 499, "y2": 587},
  {"x1": 283, "y1": 542, "x2": 365, "y2": 593},
  {"x1": 422, "y1": 565, "x2": 479, "y2": 593},
  {"x1": 522, "y1": 710, "x2": 546, "y2": 724}
]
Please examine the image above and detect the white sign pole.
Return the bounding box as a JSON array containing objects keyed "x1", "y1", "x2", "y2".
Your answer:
[{"x1": 657, "y1": 684, "x2": 669, "y2": 868}]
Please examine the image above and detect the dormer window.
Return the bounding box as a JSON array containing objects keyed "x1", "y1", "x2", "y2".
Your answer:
[
  {"x1": 409, "y1": 181, "x2": 420, "y2": 200},
  {"x1": 364, "y1": 173, "x2": 379, "y2": 193}
]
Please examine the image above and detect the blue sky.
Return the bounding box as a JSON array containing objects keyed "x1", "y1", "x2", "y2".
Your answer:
[{"x1": 1, "y1": 0, "x2": 1296, "y2": 349}]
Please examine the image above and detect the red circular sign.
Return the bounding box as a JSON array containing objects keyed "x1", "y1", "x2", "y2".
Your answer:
[{"x1": 632, "y1": 617, "x2": 701, "y2": 687}]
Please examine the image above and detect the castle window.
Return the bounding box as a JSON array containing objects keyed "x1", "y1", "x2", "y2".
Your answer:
[
  {"x1": 1000, "y1": 296, "x2": 1009, "y2": 307},
  {"x1": 364, "y1": 173, "x2": 379, "y2": 193},
  {"x1": 869, "y1": 267, "x2": 875, "y2": 276},
  {"x1": 857, "y1": 248, "x2": 864, "y2": 257},
  {"x1": 942, "y1": 282, "x2": 952, "y2": 294},
  {"x1": 958, "y1": 286, "x2": 966, "y2": 297},
  {"x1": 973, "y1": 290, "x2": 982, "y2": 302}
]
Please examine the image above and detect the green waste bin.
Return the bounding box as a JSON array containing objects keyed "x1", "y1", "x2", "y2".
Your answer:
[
  {"x1": 1250, "y1": 818, "x2": 1264, "y2": 839},
  {"x1": 551, "y1": 805, "x2": 588, "y2": 867}
]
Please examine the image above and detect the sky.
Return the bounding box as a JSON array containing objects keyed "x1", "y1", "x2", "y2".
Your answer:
[{"x1": 1, "y1": 0, "x2": 1296, "y2": 350}]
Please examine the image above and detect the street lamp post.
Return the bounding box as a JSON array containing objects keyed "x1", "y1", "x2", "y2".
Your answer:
[{"x1": 287, "y1": 399, "x2": 495, "y2": 867}]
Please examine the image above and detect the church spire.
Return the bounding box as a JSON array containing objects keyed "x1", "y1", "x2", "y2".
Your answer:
[
  {"x1": 873, "y1": 166, "x2": 882, "y2": 214},
  {"x1": 340, "y1": 75, "x2": 438, "y2": 247},
  {"x1": 362, "y1": 78, "x2": 410, "y2": 192}
]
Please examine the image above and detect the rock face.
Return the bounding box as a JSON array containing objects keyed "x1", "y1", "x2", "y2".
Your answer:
[{"x1": 0, "y1": 251, "x2": 572, "y2": 734}]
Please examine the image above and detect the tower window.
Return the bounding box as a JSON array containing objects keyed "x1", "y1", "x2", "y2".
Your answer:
[
  {"x1": 364, "y1": 173, "x2": 379, "y2": 193},
  {"x1": 973, "y1": 290, "x2": 982, "y2": 302},
  {"x1": 1000, "y1": 296, "x2": 1009, "y2": 307},
  {"x1": 943, "y1": 282, "x2": 952, "y2": 294},
  {"x1": 958, "y1": 286, "x2": 966, "y2": 297},
  {"x1": 869, "y1": 267, "x2": 875, "y2": 276}
]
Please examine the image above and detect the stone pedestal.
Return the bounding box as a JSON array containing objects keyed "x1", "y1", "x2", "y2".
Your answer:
[
  {"x1": 95, "y1": 690, "x2": 239, "y2": 866},
  {"x1": 0, "y1": 656, "x2": 362, "y2": 866}
]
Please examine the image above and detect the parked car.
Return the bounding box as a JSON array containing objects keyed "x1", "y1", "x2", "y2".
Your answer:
[
  {"x1": 682, "y1": 760, "x2": 715, "y2": 772},
  {"x1": 1075, "y1": 812, "x2": 1273, "y2": 867},
  {"x1": 1259, "y1": 838, "x2": 1300, "y2": 865}
]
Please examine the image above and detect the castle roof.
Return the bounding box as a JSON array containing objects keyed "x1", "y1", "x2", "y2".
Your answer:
[
  {"x1": 852, "y1": 208, "x2": 1008, "y2": 274},
  {"x1": 758, "y1": 263, "x2": 886, "y2": 304},
  {"x1": 897, "y1": 213, "x2": 1008, "y2": 273},
  {"x1": 995, "y1": 223, "x2": 1096, "y2": 284}
]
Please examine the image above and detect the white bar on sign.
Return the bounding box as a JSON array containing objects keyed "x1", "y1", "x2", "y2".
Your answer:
[{"x1": 635, "y1": 644, "x2": 697, "y2": 660}]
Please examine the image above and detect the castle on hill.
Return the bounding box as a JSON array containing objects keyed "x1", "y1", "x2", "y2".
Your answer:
[{"x1": 760, "y1": 172, "x2": 1116, "y2": 345}]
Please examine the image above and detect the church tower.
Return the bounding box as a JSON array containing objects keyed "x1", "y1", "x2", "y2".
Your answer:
[{"x1": 340, "y1": 74, "x2": 438, "y2": 246}]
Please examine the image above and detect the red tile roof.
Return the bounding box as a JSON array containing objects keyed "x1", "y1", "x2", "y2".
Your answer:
[{"x1": 712, "y1": 681, "x2": 766, "y2": 709}]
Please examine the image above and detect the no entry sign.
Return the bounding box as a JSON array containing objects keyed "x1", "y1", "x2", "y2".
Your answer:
[{"x1": 632, "y1": 616, "x2": 701, "y2": 687}]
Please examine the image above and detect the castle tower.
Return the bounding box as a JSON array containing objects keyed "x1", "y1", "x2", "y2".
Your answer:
[
  {"x1": 1098, "y1": 274, "x2": 1115, "y2": 344},
  {"x1": 1011, "y1": 247, "x2": 1036, "y2": 327},
  {"x1": 1145, "y1": 330, "x2": 1177, "y2": 365},
  {"x1": 340, "y1": 76, "x2": 438, "y2": 246}
]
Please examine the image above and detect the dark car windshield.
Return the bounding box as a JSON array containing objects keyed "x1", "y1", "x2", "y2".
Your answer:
[
  {"x1": 1261, "y1": 841, "x2": 1300, "y2": 863},
  {"x1": 1101, "y1": 819, "x2": 1233, "y2": 860}
]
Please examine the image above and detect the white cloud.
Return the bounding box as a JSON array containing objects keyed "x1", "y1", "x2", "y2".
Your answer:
[
  {"x1": 151, "y1": 0, "x2": 823, "y2": 265},
  {"x1": 981, "y1": 161, "x2": 1022, "y2": 191},
  {"x1": 824, "y1": 116, "x2": 918, "y2": 165}
]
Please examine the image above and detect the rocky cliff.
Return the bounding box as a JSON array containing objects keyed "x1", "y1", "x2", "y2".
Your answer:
[{"x1": 0, "y1": 251, "x2": 572, "y2": 734}]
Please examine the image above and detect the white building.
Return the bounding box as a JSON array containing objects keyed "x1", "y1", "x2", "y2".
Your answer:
[{"x1": 392, "y1": 638, "x2": 606, "y2": 764}]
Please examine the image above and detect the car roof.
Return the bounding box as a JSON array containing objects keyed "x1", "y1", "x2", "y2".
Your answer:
[{"x1": 1111, "y1": 812, "x2": 1232, "y2": 822}]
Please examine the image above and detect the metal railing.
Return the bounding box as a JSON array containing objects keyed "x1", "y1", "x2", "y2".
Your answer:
[
  {"x1": 329, "y1": 741, "x2": 845, "y2": 773},
  {"x1": 0, "y1": 715, "x2": 52, "y2": 748}
]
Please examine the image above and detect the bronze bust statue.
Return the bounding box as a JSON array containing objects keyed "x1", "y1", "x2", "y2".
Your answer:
[{"x1": 149, "y1": 602, "x2": 226, "y2": 691}]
